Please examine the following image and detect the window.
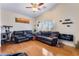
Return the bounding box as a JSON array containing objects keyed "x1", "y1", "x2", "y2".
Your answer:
[{"x1": 36, "y1": 20, "x2": 55, "y2": 31}]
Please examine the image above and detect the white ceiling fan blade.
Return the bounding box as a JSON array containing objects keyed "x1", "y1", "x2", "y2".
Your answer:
[{"x1": 26, "y1": 7, "x2": 32, "y2": 8}]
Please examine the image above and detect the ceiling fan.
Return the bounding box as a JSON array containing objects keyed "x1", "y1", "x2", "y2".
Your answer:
[{"x1": 26, "y1": 3, "x2": 46, "y2": 12}]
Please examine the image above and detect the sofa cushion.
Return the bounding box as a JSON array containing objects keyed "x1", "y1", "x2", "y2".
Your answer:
[
  {"x1": 40, "y1": 31, "x2": 52, "y2": 37},
  {"x1": 13, "y1": 31, "x2": 24, "y2": 35},
  {"x1": 24, "y1": 30, "x2": 32, "y2": 34}
]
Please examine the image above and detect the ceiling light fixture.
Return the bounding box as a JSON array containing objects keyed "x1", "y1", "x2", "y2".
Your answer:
[
  {"x1": 26, "y1": 3, "x2": 45, "y2": 12},
  {"x1": 31, "y1": 3, "x2": 39, "y2": 12}
]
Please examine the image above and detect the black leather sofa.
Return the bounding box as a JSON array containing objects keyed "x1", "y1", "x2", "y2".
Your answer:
[
  {"x1": 11, "y1": 30, "x2": 33, "y2": 43},
  {"x1": 58, "y1": 34, "x2": 73, "y2": 41},
  {"x1": 35, "y1": 31, "x2": 59, "y2": 46},
  {"x1": 0, "y1": 52, "x2": 28, "y2": 56}
]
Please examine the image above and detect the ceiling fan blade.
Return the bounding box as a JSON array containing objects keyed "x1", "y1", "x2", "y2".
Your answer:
[
  {"x1": 38, "y1": 3, "x2": 44, "y2": 6},
  {"x1": 26, "y1": 7, "x2": 32, "y2": 8},
  {"x1": 38, "y1": 6, "x2": 46, "y2": 10}
]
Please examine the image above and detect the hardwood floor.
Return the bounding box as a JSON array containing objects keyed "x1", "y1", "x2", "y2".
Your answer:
[
  {"x1": 1, "y1": 40, "x2": 79, "y2": 56},
  {"x1": 0, "y1": 47, "x2": 1, "y2": 54}
]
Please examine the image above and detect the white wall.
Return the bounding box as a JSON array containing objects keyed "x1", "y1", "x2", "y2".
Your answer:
[
  {"x1": 0, "y1": 9, "x2": 1, "y2": 47},
  {"x1": 36, "y1": 4, "x2": 79, "y2": 47},
  {"x1": 1, "y1": 10, "x2": 33, "y2": 32}
]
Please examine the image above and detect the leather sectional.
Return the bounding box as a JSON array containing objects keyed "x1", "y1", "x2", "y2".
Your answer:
[
  {"x1": 35, "y1": 31, "x2": 59, "y2": 46},
  {"x1": 11, "y1": 30, "x2": 59, "y2": 46},
  {"x1": 11, "y1": 30, "x2": 33, "y2": 43}
]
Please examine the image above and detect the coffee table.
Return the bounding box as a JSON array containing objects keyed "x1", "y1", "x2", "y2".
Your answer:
[{"x1": 17, "y1": 46, "x2": 54, "y2": 56}]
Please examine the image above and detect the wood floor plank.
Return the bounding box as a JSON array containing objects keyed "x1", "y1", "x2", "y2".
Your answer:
[{"x1": 1, "y1": 40, "x2": 79, "y2": 56}]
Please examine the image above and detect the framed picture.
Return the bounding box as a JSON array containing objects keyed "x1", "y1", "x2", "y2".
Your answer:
[{"x1": 15, "y1": 18, "x2": 31, "y2": 23}]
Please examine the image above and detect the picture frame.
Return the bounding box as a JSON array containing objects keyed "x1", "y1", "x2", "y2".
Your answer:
[{"x1": 15, "y1": 18, "x2": 30, "y2": 23}]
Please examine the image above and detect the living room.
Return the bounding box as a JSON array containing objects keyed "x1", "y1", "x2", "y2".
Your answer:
[{"x1": 0, "y1": 3, "x2": 79, "y2": 56}]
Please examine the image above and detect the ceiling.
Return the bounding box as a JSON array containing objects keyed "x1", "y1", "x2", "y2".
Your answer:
[{"x1": 0, "y1": 3, "x2": 56, "y2": 18}]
